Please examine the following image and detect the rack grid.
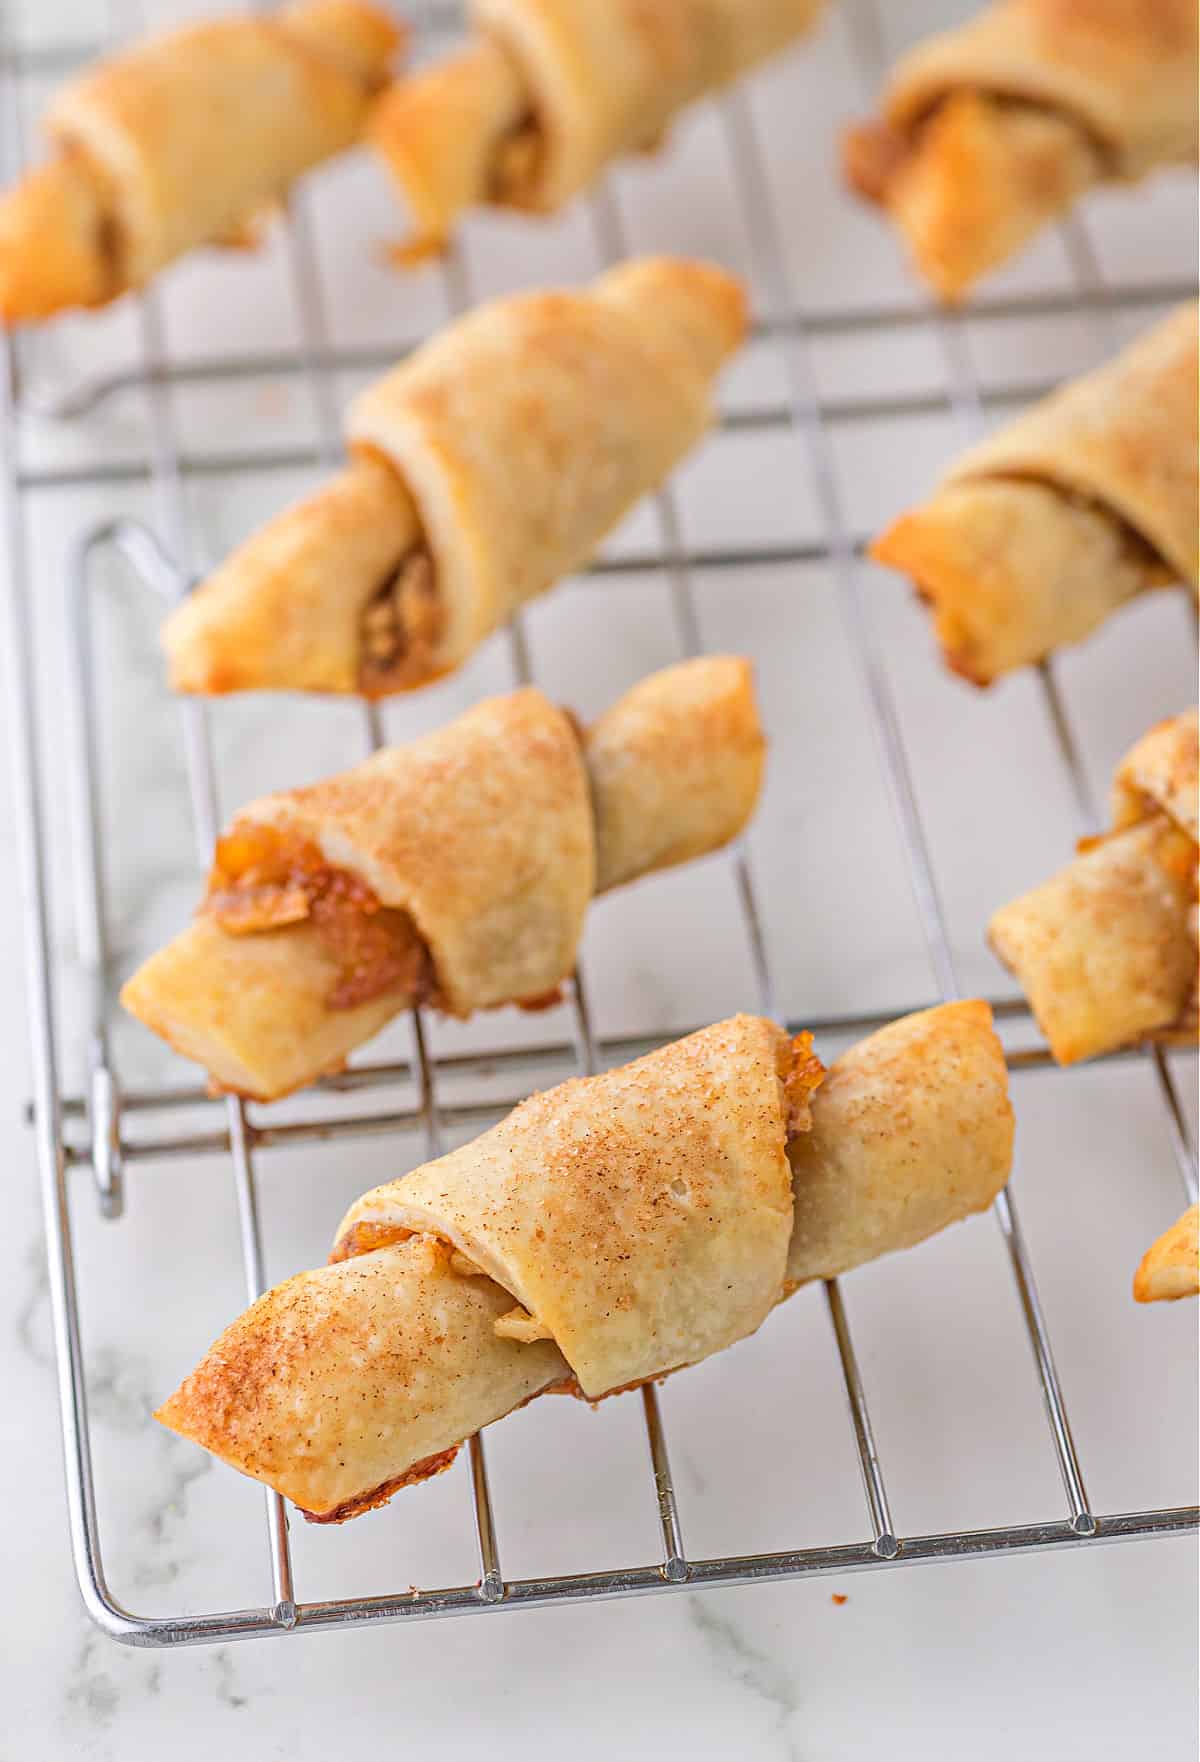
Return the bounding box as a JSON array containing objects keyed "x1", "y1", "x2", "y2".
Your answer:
[{"x1": 2, "y1": 1, "x2": 1196, "y2": 1648}]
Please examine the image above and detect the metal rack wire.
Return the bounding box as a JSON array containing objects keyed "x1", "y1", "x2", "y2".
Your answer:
[{"x1": 1, "y1": 2, "x2": 1196, "y2": 1648}]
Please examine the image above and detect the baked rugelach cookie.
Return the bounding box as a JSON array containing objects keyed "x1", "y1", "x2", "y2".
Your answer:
[
  {"x1": 371, "y1": 0, "x2": 826, "y2": 257},
  {"x1": 156, "y1": 1001, "x2": 1013, "y2": 1519},
  {"x1": 871, "y1": 305, "x2": 1199, "y2": 684},
  {"x1": 163, "y1": 256, "x2": 746, "y2": 697},
  {"x1": 1133, "y1": 1204, "x2": 1199, "y2": 1304},
  {"x1": 990, "y1": 710, "x2": 1199, "y2": 1065},
  {"x1": 121, "y1": 657, "x2": 765, "y2": 1100},
  {"x1": 0, "y1": 2, "x2": 402, "y2": 322},
  {"x1": 844, "y1": 0, "x2": 1198, "y2": 301}
]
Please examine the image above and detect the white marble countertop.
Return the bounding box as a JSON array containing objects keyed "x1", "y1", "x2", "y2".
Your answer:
[{"x1": 1, "y1": 2, "x2": 1197, "y2": 1756}]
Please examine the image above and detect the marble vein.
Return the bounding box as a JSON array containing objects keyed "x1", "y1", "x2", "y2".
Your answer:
[{"x1": 687, "y1": 1595, "x2": 805, "y2": 1762}]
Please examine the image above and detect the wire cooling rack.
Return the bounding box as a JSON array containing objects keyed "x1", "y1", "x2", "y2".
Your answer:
[{"x1": 1, "y1": 1, "x2": 1197, "y2": 1648}]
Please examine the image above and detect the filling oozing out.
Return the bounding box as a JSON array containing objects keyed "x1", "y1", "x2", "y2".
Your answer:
[
  {"x1": 489, "y1": 112, "x2": 544, "y2": 205},
  {"x1": 784, "y1": 1030, "x2": 825, "y2": 1137},
  {"x1": 846, "y1": 91, "x2": 1103, "y2": 207},
  {"x1": 316, "y1": 1031, "x2": 834, "y2": 1511},
  {"x1": 205, "y1": 824, "x2": 433, "y2": 1010},
  {"x1": 52, "y1": 140, "x2": 124, "y2": 302},
  {"x1": 328, "y1": 1219, "x2": 412, "y2": 1263},
  {"x1": 357, "y1": 549, "x2": 447, "y2": 694},
  {"x1": 357, "y1": 547, "x2": 444, "y2": 696},
  {"x1": 332, "y1": 1033, "x2": 830, "y2": 1348},
  {"x1": 1056, "y1": 486, "x2": 1169, "y2": 578}
]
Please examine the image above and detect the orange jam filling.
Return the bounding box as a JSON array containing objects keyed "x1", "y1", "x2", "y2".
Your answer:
[
  {"x1": 328, "y1": 1219, "x2": 412, "y2": 1264},
  {"x1": 490, "y1": 114, "x2": 543, "y2": 205},
  {"x1": 205, "y1": 824, "x2": 432, "y2": 1011},
  {"x1": 784, "y1": 1031, "x2": 825, "y2": 1139}
]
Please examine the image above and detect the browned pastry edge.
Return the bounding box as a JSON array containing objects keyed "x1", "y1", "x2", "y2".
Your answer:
[{"x1": 301, "y1": 1446, "x2": 461, "y2": 1522}]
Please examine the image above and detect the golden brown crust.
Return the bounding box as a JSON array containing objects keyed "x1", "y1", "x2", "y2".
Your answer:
[
  {"x1": 329, "y1": 1219, "x2": 412, "y2": 1264},
  {"x1": 124, "y1": 687, "x2": 594, "y2": 1088},
  {"x1": 872, "y1": 480, "x2": 1169, "y2": 686},
  {"x1": 372, "y1": 1, "x2": 825, "y2": 250},
  {"x1": 165, "y1": 259, "x2": 744, "y2": 696},
  {"x1": 472, "y1": 0, "x2": 696, "y2": 210},
  {"x1": 872, "y1": 306, "x2": 1199, "y2": 682},
  {"x1": 124, "y1": 660, "x2": 764, "y2": 1099},
  {"x1": 0, "y1": 2, "x2": 401, "y2": 323},
  {"x1": 786, "y1": 1002, "x2": 1013, "y2": 1284},
  {"x1": 159, "y1": 1002, "x2": 1014, "y2": 1519},
  {"x1": 371, "y1": 33, "x2": 536, "y2": 253},
  {"x1": 595, "y1": 254, "x2": 747, "y2": 386},
  {"x1": 333, "y1": 1015, "x2": 800, "y2": 1397},
  {"x1": 0, "y1": 151, "x2": 118, "y2": 322},
  {"x1": 1133, "y1": 1204, "x2": 1200, "y2": 1303},
  {"x1": 585, "y1": 656, "x2": 765, "y2": 893},
  {"x1": 239, "y1": 688, "x2": 595, "y2": 1018},
  {"x1": 783, "y1": 1031, "x2": 825, "y2": 1138},
  {"x1": 882, "y1": 0, "x2": 1198, "y2": 173},
  {"x1": 846, "y1": 0, "x2": 1198, "y2": 297},
  {"x1": 300, "y1": 1448, "x2": 461, "y2": 1521},
  {"x1": 50, "y1": 2, "x2": 400, "y2": 285},
  {"x1": 156, "y1": 1237, "x2": 569, "y2": 1518},
  {"x1": 1112, "y1": 710, "x2": 1200, "y2": 845},
  {"x1": 165, "y1": 457, "x2": 421, "y2": 697},
  {"x1": 989, "y1": 818, "x2": 1196, "y2": 1063},
  {"x1": 844, "y1": 93, "x2": 1099, "y2": 303},
  {"x1": 279, "y1": 0, "x2": 401, "y2": 87},
  {"x1": 345, "y1": 258, "x2": 745, "y2": 680},
  {"x1": 119, "y1": 914, "x2": 415, "y2": 1102},
  {"x1": 949, "y1": 305, "x2": 1199, "y2": 588},
  {"x1": 842, "y1": 116, "x2": 911, "y2": 206},
  {"x1": 989, "y1": 712, "x2": 1199, "y2": 1064}
]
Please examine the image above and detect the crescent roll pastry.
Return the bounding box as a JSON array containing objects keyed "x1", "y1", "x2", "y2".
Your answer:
[
  {"x1": 156, "y1": 1001, "x2": 1013, "y2": 1519},
  {"x1": 156, "y1": 1236, "x2": 573, "y2": 1521},
  {"x1": 162, "y1": 257, "x2": 746, "y2": 697},
  {"x1": 0, "y1": 2, "x2": 402, "y2": 322},
  {"x1": 334, "y1": 1014, "x2": 800, "y2": 1398},
  {"x1": 843, "y1": 0, "x2": 1199, "y2": 301},
  {"x1": 370, "y1": 0, "x2": 826, "y2": 256},
  {"x1": 989, "y1": 710, "x2": 1199, "y2": 1065},
  {"x1": 1133, "y1": 1205, "x2": 1200, "y2": 1304},
  {"x1": 785, "y1": 1000, "x2": 1015, "y2": 1286},
  {"x1": 871, "y1": 305, "x2": 1199, "y2": 684},
  {"x1": 121, "y1": 657, "x2": 765, "y2": 1100}
]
